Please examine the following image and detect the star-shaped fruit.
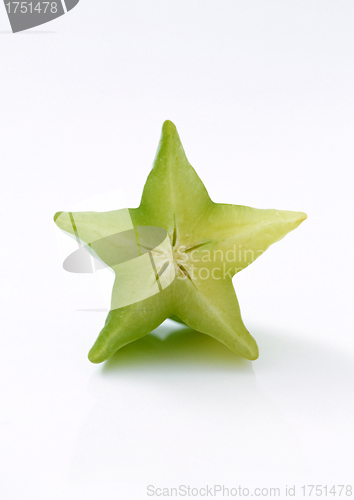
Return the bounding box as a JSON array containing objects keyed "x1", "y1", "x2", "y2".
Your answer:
[{"x1": 54, "y1": 120, "x2": 306, "y2": 363}]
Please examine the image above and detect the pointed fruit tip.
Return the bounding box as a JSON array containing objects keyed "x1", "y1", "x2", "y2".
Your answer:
[
  {"x1": 245, "y1": 337, "x2": 259, "y2": 361},
  {"x1": 293, "y1": 211, "x2": 307, "y2": 226},
  {"x1": 54, "y1": 211, "x2": 63, "y2": 223},
  {"x1": 248, "y1": 349, "x2": 259, "y2": 361},
  {"x1": 162, "y1": 120, "x2": 177, "y2": 135},
  {"x1": 281, "y1": 210, "x2": 307, "y2": 226},
  {"x1": 232, "y1": 334, "x2": 259, "y2": 361},
  {"x1": 88, "y1": 348, "x2": 104, "y2": 364}
]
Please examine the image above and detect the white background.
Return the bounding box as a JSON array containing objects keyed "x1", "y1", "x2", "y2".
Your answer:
[{"x1": 1, "y1": 1, "x2": 354, "y2": 499}]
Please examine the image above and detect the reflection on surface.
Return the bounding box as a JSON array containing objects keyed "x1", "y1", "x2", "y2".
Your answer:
[{"x1": 101, "y1": 323, "x2": 250, "y2": 374}]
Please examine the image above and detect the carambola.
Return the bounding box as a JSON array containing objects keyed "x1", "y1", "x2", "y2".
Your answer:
[{"x1": 54, "y1": 120, "x2": 306, "y2": 363}]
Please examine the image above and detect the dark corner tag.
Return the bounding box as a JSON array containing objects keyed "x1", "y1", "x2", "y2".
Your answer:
[{"x1": 3, "y1": 0, "x2": 80, "y2": 33}]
